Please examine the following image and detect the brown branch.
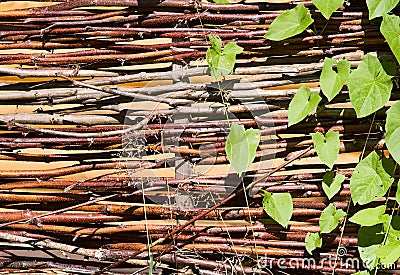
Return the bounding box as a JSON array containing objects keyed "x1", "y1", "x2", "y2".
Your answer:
[{"x1": 97, "y1": 146, "x2": 312, "y2": 273}]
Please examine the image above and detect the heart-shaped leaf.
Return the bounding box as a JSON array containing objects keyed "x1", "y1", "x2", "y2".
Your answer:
[
  {"x1": 349, "y1": 205, "x2": 389, "y2": 226},
  {"x1": 312, "y1": 0, "x2": 344, "y2": 19},
  {"x1": 358, "y1": 224, "x2": 384, "y2": 269},
  {"x1": 305, "y1": 232, "x2": 322, "y2": 254},
  {"x1": 319, "y1": 203, "x2": 346, "y2": 233},
  {"x1": 348, "y1": 54, "x2": 393, "y2": 118},
  {"x1": 322, "y1": 171, "x2": 345, "y2": 200},
  {"x1": 264, "y1": 4, "x2": 314, "y2": 41},
  {"x1": 367, "y1": 0, "x2": 399, "y2": 20},
  {"x1": 288, "y1": 86, "x2": 321, "y2": 127},
  {"x1": 320, "y1": 57, "x2": 351, "y2": 102},
  {"x1": 206, "y1": 35, "x2": 243, "y2": 81},
  {"x1": 375, "y1": 240, "x2": 400, "y2": 265},
  {"x1": 225, "y1": 122, "x2": 260, "y2": 177},
  {"x1": 350, "y1": 151, "x2": 394, "y2": 205},
  {"x1": 311, "y1": 130, "x2": 340, "y2": 169},
  {"x1": 381, "y1": 14, "x2": 400, "y2": 65},
  {"x1": 262, "y1": 191, "x2": 293, "y2": 228},
  {"x1": 385, "y1": 102, "x2": 400, "y2": 165}
]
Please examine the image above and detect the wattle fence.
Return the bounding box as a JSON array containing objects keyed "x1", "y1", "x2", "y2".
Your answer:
[{"x1": 0, "y1": 1, "x2": 395, "y2": 274}]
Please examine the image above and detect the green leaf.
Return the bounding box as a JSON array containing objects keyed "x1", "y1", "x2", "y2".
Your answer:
[
  {"x1": 353, "y1": 272, "x2": 370, "y2": 275},
  {"x1": 264, "y1": 4, "x2": 314, "y2": 41},
  {"x1": 381, "y1": 14, "x2": 400, "y2": 65},
  {"x1": 358, "y1": 224, "x2": 385, "y2": 269},
  {"x1": 312, "y1": 0, "x2": 344, "y2": 19},
  {"x1": 397, "y1": 184, "x2": 400, "y2": 204},
  {"x1": 385, "y1": 102, "x2": 400, "y2": 165},
  {"x1": 384, "y1": 215, "x2": 400, "y2": 245},
  {"x1": 288, "y1": 86, "x2": 321, "y2": 127},
  {"x1": 311, "y1": 130, "x2": 340, "y2": 169},
  {"x1": 320, "y1": 58, "x2": 351, "y2": 101},
  {"x1": 366, "y1": 0, "x2": 399, "y2": 20},
  {"x1": 305, "y1": 232, "x2": 322, "y2": 254},
  {"x1": 225, "y1": 122, "x2": 260, "y2": 177},
  {"x1": 375, "y1": 240, "x2": 400, "y2": 265},
  {"x1": 319, "y1": 203, "x2": 346, "y2": 233},
  {"x1": 206, "y1": 35, "x2": 243, "y2": 81},
  {"x1": 322, "y1": 172, "x2": 345, "y2": 200},
  {"x1": 349, "y1": 205, "x2": 389, "y2": 226},
  {"x1": 262, "y1": 191, "x2": 293, "y2": 228},
  {"x1": 382, "y1": 61, "x2": 397, "y2": 76},
  {"x1": 348, "y1": 54, "x2": 393, "y2": 118},
  {"x1": 350, "y1": 151, "x2": 394, "y2": 205}
]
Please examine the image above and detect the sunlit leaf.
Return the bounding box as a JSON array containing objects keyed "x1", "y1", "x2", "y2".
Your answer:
[
  {"x1": 225, "y1": 122, "x2": 260, "y2": 177},
  {"x1": 385, "y1": 102, "x2": 400, "y2": 165},
  {"x1": 381, "y1": 14, "x2": 400, "y2": 65},
  {"x1": 348, "y1": 54, "x2": 392, "y2": 118},
  {"x1": 320, "y1": 57, "x2": 350, "y2": 101},
  {"x1": 375, "y1": 240, "x2": 400, "y2": 265},
  {"x1": 367, "y1": 0, "x2": 399, "y2": 20},
  {"x1": 311, "y1": 130, "x2": 340, "y2": 169},
  {"x1": 312, "y1": 0, "x2": 344, "y2": 19},
  {"x1": 319, "y1": 203, "x2": 346, "y2": 233},
  {"x1": 264, "y1": 4, "x2": 314, "y2": 41},
  {"x1": 349, "y1": 205, "x2": 389, "y2": 226},
  {"x1": 262, "y1": 191, "x2": 293, "y2": 228},
  {"x1": 305, "y1": 232, "x2": 322, "y2": 254},
  {"x1": 322, "y1": 172, "x2": 345, "y2": 200},
  {"x1": 350, "y1": 151, "x2": 394, "y2": 205},
  {"x1": 206, "y1": 35, "x2": 243, "y2": 81},
  {"x1": 288, "y1": 86, "x2": 321, "y2": 127},
  {"x1": 358, "y1": 224, "x2": 385, "y2": 269}
]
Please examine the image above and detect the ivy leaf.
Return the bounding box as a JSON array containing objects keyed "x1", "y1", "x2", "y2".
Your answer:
[
  {"x1": 349, "y1": 205, "x2": 389, "y2": 226},
  {"x1": 384, "y1": 215, "x2": 400, "y2": 244},
  {"x1": 206, "y1": 35, "x2": 243, "y2": 81},
  {"x1": 288, "y1": 86, "x2": 321, "y2": 127},
  {"x1": 381, "y1": 14, "x2": 400, "y2": 65},
  {"x1": 264, "y1": 4, "x2": 314, "y2": 41},
  {"x1": 311, "y1": 130, "x2": 340, "y2": 169},
  {"x1": 358, "y1": 224, "x2": 385, "y2": 269},
  {"x1": 322, "y1": 172, "x2": 345, "y2": 200},
  {"x1": 320, "y1": 58, "x2": 351, "y2": 102},
  {"x1": 366, "y1": 0, "x2": 399, "y2": 20},
  {"x1": 385, "y1": 102, "x2": 400, "y2": 165},
  {"x1": 319, "y1": 203, "x2": 346, "y2": 233},
  {"x1": 375, "y1": 240, "x2": 400, "y2": 265},
  {"x1": 348, "y1": 54, "x2": 393, "y2": 118},
  {"x1": 397, "y1": 184, "x2": 400, "y2": 205},
  {"x1": 225, "y1": 122, "x2": 260, "y2": 177},
  {"x1": 350, "y1": 151, "x2": 394, "y2": 205},
  {"x1": 305, "y1": 232, "x2": 322, "y2": 254},
  {"x1": 312, "y1": 0, "x2": 344, "y2": 19},
  {"x1": 262, "y1": 191, "x2": 293, "y2": 228}
]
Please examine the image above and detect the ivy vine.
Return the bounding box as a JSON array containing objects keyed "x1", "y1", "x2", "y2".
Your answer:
[{"x1": 206, "y1": 0, "x2": 400, "y2": 273}]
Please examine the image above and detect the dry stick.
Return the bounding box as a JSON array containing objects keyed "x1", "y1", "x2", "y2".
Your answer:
[
  {"x1": 0, "y1": 115, "x2": 151, "y2": 138},
  {"x1": 0, "y1": 193, "x2": 118, "y2": 229},
  {"x1": 0, "y1": 65, "x2": 118, "y2": 78},
  {"x1": 59, "y1": 75, "x2": 189, "y2": 105},
  {"x1": 97, "y1": 146, "x2": 312, "y2": 273},
  {"x1": 0, "y1": 184, "x2": 162, "y2": 229}
]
